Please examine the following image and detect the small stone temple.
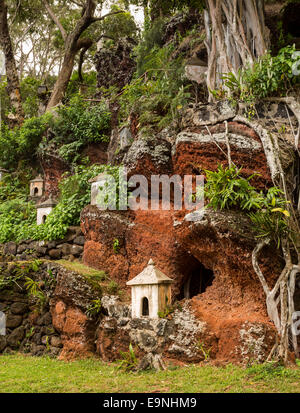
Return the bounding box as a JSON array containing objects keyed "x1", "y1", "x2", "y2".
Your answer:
[
  {"x1": 126, "y1": 259, "x2": 173, "y2": 319},
  {"x1": 36, "y1": 197, "x2": 57, "y2": 225},
  {"x1": 30, "y1": 175, "x2": 44, "y2": 198}
]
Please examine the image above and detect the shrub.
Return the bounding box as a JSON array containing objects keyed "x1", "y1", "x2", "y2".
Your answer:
[
  {"x1": 0, "y1": 114, "x2": 49, "y2": 169},
  {"x1": 20, "y1": 77, "x2": 42, "y2": 118},
  {"x1": 0, "y1": 164, "x2": 126, "y2": 243},
  {"x1": 48, "y1": 94, "x2": 111, "y2": 163},
  {"x1": 120, "y1": 43, "x2": 190, "y2": 133},
  {"x1": 221, "y1": 45, "x2": 300, "y2": 103},
  {"x1": 201, "y1": 165, "x2": 290, "y2": 246}
]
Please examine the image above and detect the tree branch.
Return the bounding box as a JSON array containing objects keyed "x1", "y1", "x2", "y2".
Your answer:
[
  {"x1": 42, "y1": 0, "x2": 67, "y2": 42},
  {"x1": 91, "y1": 10, "x2": 125, "y2": 23}
]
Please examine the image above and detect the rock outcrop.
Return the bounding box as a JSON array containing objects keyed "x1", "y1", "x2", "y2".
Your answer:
[{"x1": 80, "y1": 100, "x2": 298, "y2": 364}]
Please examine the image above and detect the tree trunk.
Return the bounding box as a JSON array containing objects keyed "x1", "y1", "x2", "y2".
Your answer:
[
  {"x1": 0, "y1": 0, "x2": 24, "y2": 125},
  {"x1": 46, "y1": 49, "x2": 76, "y2": 109},
  {"x1": 204, "y1": 0, "x2": 270, "y2": 99}
]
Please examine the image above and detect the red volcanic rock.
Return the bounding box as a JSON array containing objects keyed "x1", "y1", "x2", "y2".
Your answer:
[
  {"x1": 173, "y1": 122, "x2": 272, "y2": 189},
  {"x1": 50, "y1": 267, "x2": 100, "y2": 360},
  {"x1": 123, "y1": 136, "x2": 173, "y2": 180},
  {"x1": 79, "y1": 103, "x2": 297, "y2": 363},
  {"x1": 40, "y1": 155, "x2": 69, "y2": 198},
  {"x1": 81, "y1": 205, "x2": 281, "y2": 362},
  {"x1": 81, "y1": 205, "x2": 195, "y2": 294},
  {"x1": 82, "y1": 142, "x2": 108, "y2": 165}
]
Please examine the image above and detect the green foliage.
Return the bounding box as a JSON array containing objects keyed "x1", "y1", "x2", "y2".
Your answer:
[
  {"x1": 204, "y1": 165, "x2": 263, "y2": 211},
  {"x1": 47, "y1": 94, "x2": 111, "y2": 164},
  {"x1": 246, "y1": 361, "x2": 289, "y2": 380},
  {"x1": 24, "y1": 275, "x2": 47, "y2": 311},
  {"x1": 0, "y1": 113, "x2": 50, "y2": 169},
  {"x1": 20, "y1": 77, "x2": 42, "y2": 118},
  {"x1": 0, "y1": 260, "x2": 41, "y2": 291},
  {"x1": 0, "y1": 170, "x2": 31, "y2": 202},
  {"x1": 66, "y1": 71, "x2": 97, "y2": 100},
  {"x1": 120, "y1": 42, "x2": 190, "y2": 133},
  {"x1": 0, "y1": 78, "x2": 10, "y2": 119},
  {"x1": 1, "y1": 94, "x2": 111, "y2": 169},
  {"x1": 31, "y1": 164, "x2": 108, "y2": 240},
  {"x1": 86, "y1": 299, "x2": 102, "y2": 318},
  {"x1": 0, "y1": 198, "x2": 37, "y2": 243},
  {"x1": 221, "y1": 45, "x2": 300, "y2": 103},
  {"x1": 157, "y1": 305, "x2": 174, "y2": 318},
  {"x1": 136, "y1": 17, "x2": 166, "y2": 75},
  {"x1": 0, "y1": 164, "x2": 127, "y2": 243},
  {"x1": 202, "y1": 165, "x2": 290, "y2": 246},
  {"x1": 107, "y1": 280, "x2": 120, "y2": 295},
  {"x1": 196, "y1": 341, "x2": 212, "y2": 361},
  {"x1": 113, "y1": 238, "x2": 120, "y2": 254},
  {"x1": 99, "y1": 4, "x2": 138, "y2": 41},
  {"x1": 117, "y1": 343, "x2": 138, "y2": 372}
]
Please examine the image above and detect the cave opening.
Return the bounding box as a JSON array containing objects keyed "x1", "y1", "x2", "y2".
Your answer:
[{"x1": 178, "y1": 260, "x2": 215, "y2": 300}]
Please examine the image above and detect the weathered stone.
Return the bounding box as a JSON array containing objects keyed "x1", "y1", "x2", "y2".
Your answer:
[
  {"x1": 0, "y1": 336, "x2": 7, "y2": 352},
  {"x1": 4, "y1": 242, "x2": 17, "y2": 256},
  {"x1": 6, "y1": 314, "x2": 22, "y2": 328},
  {"x1": 50, "y1": 336, "x2": 62, "y2": 348},
  {"x1": 73, "y1": 236, "x2": 85, "y2": 246},
  {"x1": 123, "y1": 136, "x2": 172, "y2": 179},
  {"x1": 41, "y1": 335, "x2": 50, "y2": 345},
  {"x1": 137, "y1": 353, "x2": 166, "y2": 371},
  {"x1": 31, "y1": 344, "x2": 46, "y2": 356},
  {"x1": 130, "y1": 318, "x2": 154, "y2": 331},
  {"x1": 7, "y1": 326, "x2": 25, "y2": 348},
  {"x1": 49, "y1": 346, "x2": 61, "y2": 356},
  {"x1": 140, "y1": 332, "x2": 156, "y2": 348},
  {"x1": 47, "y1": 241, "x2": 57, "y2": 249},
  {"x1": 10, "y1": 302, "x2": 28, "y2": 315},
  {"x1": 36, "y1": 246, "x2": 47, "y2": 256},
  {"x1": 17, "y1": 244, "x2": 27, "y2": 254},
  {"x1": 36, "y1": 312, "x2": 52, "y2": 326},
  {"x1": 40, "y1": 325, "x2": 55, "y2": 335},
  {"x1": 69, "y1": 245, "x2": 84, "y2": 256},
  {"x1": 32, "y1": 332, "x2": 42, "y2": 344},
  {"x1": 49, "y1": 249, "x2": 62, "y2": 259}
]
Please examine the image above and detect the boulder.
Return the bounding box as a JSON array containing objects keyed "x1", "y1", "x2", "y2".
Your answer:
[
  {"x1": 3, "y1": 242, "x2": 17, "y2": 256},
  {"x1": 6, "y1": 314, "x2": 22, "y2": 328},
  {"x1": 7, "y1": 326, "x2": 25, "y2": 348},
  {"x1": 10, "y1": 302, "x2": 28, "y2": 315},
  {"x1": 49, "y1": 249, "x2": 62, "y2": 259}
]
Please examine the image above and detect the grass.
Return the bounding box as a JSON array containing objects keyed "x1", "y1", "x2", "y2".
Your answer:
[
  {"x1": 57, "y1": 260, "x2": 107, "y2": 281},
  {"x1": 1, "y1": 354, "x2": 300, "y2": 393}
]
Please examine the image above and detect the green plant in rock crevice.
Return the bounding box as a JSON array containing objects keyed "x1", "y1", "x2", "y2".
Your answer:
[
  {"x1": 117, "y1": 343, "x2": 138, "y2": 372},
  {"x1": 86, "y1": 299, "x2": 102, "y2": 318},
  {"x1": 24, "y1": 276, "x2": 47, "y2": 311},
  {"x1": 218, "y1": 45, "x2": 300, "y2": 104},
  {"x1": 200, "y1": 165, "x2": 291, "y2": 247}
]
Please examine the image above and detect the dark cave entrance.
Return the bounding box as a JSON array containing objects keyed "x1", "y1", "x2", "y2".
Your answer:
[
  {"x1": 178, "y1": 260, "x2": 215, "y2": 300},
  {"x1": 34, "y1": 187, "x2": 39, "y2": 196}
]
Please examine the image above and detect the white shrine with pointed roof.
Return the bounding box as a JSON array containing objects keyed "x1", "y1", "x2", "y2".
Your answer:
[{"x1": 126, "y1": 259, "x2": 173, "y2": 319}]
